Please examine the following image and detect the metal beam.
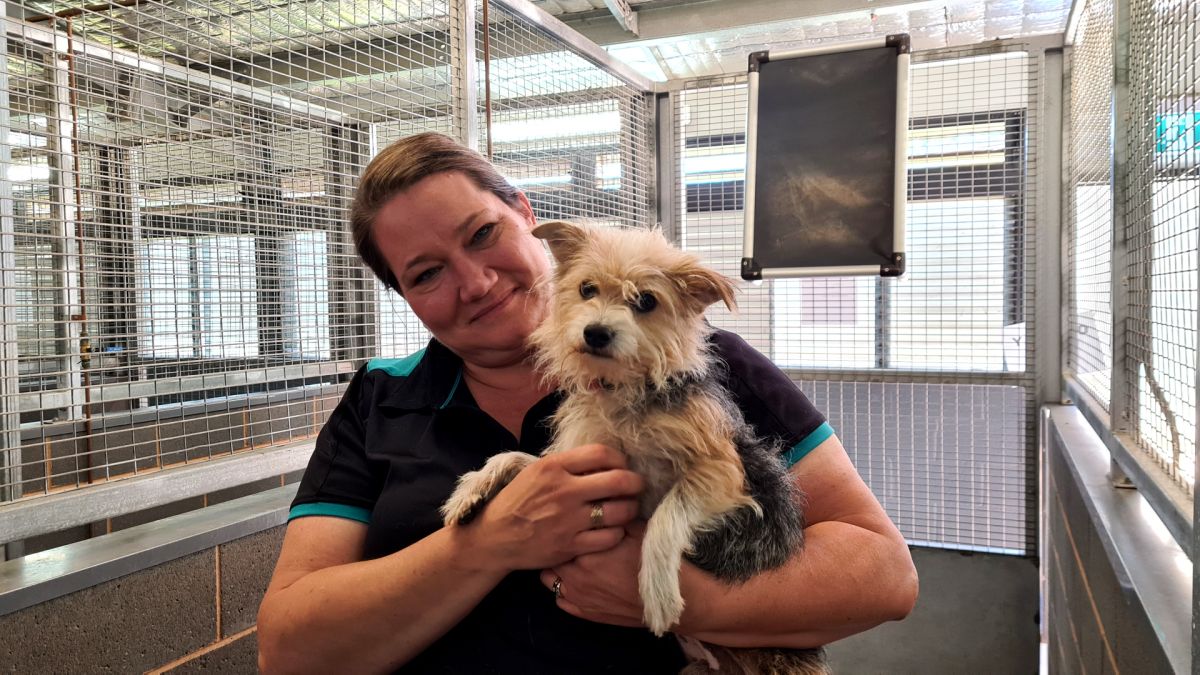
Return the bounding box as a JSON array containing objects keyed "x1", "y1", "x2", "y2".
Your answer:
[
  {"x1": 1066, "y1": 378, "x2": 1194, "y2": 557},
  {"x1": 603, "y1": 0, "x2": 638, "y2": 36},
  {"x1": 5, "y1": 18, "x2": 347, "y2": 125},
  {"x1": 0, "y1": 440, "x2": 313, "y2": 545},
  {"x1": 562, "y1": 0, "x2": 933, "y2": 46},
  {"x1": 18, "y1": 360, "x2": 354, "y2": 413},
  {"x1": 491, "y1": 0, "x2": 652, "y2": 92},
  {"x1": 0, "y1": 484, "x2": 295, "y2": 615}
]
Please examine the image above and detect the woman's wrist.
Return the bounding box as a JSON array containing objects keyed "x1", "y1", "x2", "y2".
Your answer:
[
  {"x1": 437, "y1": 521, "x2": 515, "y2": 578},
  {"x1": 674, "y1": 562, "x2": 727, "y2": 635}
]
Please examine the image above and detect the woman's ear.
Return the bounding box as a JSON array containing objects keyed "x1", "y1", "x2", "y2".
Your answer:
[
  {"x1": 532, "y1": 221, "x2": 589, "y2": 265},
  {"x1": 516, "y1": 190, "x2": 536, "y2": 227}
]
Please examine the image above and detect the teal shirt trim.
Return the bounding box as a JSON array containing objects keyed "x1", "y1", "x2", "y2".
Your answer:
[
  {"x1": 366, "y1": 349, "x2": 426, "y2": 377},
  {"x1": 439, "y1": 368, "x2": 462, "y2": 409},
  {"x1": 784, "y1": 421, "x2": 835, "y2": 467},
  {"x1": 288, "y1": 502, "x2": 372, "y2": 524}
]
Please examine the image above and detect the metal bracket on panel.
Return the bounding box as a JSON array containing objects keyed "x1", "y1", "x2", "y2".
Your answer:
[
  {"x1": 748, "y1": 50, "x2": 770, "y2": 73},
  {"x1": 1110, "y1": 458, "x2": 1137, "y2": 490},
  {"x1": 741, "y1": 257, "x2": 762, "y2": 281},
  {"x1": 885, "y1": 33, "x2": 911, "y2": 53},
  {"x1": 880, "y1": 252, "x2": 905, "y2": 277},
  {"x1": 603, "y1": 0, "x2": 638, "y2": 36}
]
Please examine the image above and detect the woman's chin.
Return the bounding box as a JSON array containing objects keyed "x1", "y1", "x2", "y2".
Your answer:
[{"x1": 458, "y1": 334, "x2": 537, "y2": 368}]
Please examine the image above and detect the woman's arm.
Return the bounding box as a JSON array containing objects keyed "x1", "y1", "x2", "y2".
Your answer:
[
  {"x1": 542, "y1": 434, "x2": 918, "y2": 648},
  {"x1": 258, "y1": 444, "x2": 644, "y2": 674},
  {"x1": 676, "y1": 433, "x2": 917, "y2": 647},
  {"x1": 257, "y1": 516, "x2": 508, "y2": 674}
]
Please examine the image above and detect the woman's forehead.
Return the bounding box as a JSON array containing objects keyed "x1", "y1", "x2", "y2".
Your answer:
[{"x1": 379, "y1": 173, "x2": 500, "y2": 231}]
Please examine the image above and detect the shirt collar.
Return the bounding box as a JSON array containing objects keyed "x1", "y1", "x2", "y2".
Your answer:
[{"x1": 376, "y1": 338, "x2": 465, "y2": 410}]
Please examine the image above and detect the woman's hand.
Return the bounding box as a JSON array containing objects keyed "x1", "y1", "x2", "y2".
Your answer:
[
  {"x1": 464, "y1": 444, "x2": 643, "y2": 572},
  {"x1": 539, "y1": 521, "x2": 649, "y2": 628}
]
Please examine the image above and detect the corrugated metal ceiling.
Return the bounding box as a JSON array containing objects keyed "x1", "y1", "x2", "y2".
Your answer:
[
  {"x1": 17, "y1": 0, "x2": 1071, "y2": 82},
  {"x1": 534, "y1": 0, "x2": 1072, "y2": 80}
]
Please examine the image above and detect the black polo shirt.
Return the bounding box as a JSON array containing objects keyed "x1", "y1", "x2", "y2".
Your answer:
[{"x1": 290, "y1": 329, "x2": 832, "y2": 674}]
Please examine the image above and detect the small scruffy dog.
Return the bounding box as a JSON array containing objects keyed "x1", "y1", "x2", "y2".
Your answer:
[{"x1": 442, "y1": 221, "x2": 827, "y2": 675}]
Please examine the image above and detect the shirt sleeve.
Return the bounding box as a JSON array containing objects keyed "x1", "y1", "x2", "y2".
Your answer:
[
  {"x1": 712, "y1": 329, "x2": 833, "y2": 467},
  {"x1": 289, "y1": 365, "x2": 380, "y2": 524}
]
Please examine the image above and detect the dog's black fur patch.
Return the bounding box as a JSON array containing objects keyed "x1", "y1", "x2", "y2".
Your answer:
[{"x1": 683, "y1": 378, "x2": 805, "y2": 584}]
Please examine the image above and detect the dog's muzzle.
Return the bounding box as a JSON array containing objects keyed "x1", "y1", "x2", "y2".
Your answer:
[{"x1": 583, "y1": 323, "x2": 614, "y2": 350}]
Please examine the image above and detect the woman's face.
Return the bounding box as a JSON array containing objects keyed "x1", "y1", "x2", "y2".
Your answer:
[{"x1": 372, "y1": 171, "x2": 551, "y2": 368}]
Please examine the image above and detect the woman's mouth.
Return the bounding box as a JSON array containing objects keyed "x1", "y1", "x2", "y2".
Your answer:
[{"x1": 469, "y1": 288, "x2": 518, "y2": 323}]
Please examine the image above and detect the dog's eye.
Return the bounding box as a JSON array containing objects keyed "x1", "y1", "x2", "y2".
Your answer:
[
  {"x1": 580, "y1": 281, "x2": 598, "y2": 299},
  {"x1": 632, "y1": 292, "x2": 657, "y2": 314}
]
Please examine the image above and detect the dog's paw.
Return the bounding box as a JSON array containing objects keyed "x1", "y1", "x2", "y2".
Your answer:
[
  {"x1": 440, "y1": 451, "x2": 538, "y2": 527},
  {"x1": 440, "y1": 480, "x2": 489, "y2": 526},
  {"x1": 640, "y1": 565, "x2": 685, "y2": 636}
]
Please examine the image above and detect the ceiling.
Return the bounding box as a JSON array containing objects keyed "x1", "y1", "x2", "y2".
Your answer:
[
  {"x1": 14, "y1": 0, "x2": 1072, "y2": 84},
  {"x1": 533, "y1": 0, "x2": 1072, "y2": 80}
]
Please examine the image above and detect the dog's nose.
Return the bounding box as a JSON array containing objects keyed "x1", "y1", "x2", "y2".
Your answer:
[{"x1": 583, "y1": 324, "x2": 614, "y2": 349}]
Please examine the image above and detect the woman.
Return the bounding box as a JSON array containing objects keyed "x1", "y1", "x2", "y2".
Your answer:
[{"x1": 257, "y1": 132, "x2": 918, "y2": 674}]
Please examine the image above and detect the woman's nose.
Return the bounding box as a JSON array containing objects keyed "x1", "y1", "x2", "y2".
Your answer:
[{"x1": 458, "y1": 259, "x2": 497, "y2": 303}]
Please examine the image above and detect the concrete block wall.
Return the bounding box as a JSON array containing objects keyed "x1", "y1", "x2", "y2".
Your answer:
[
  {"x1": 0, "y1": 527, "x2": 282, "y2": 674},
  {"x1": 0, "y1": 491, "x2": 290, "y2": 674},
  {"x1": 1045, "y1": 445, "x2": 1175, "y2": 673},
  {"x1": 1043, "y1": 406, "x2": 1190, "y2": 674}
]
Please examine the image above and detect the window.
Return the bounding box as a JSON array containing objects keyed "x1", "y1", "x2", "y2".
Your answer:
[
  {"x1": 281, "y1": 230, "x2": 331, "y2": 361},
  {"x1": 892, "y1": 198, "x2": 1020, "y2": 371},
  {"x1": 136, "y1": 235, "x2": 260, "y2": 360},
  {"x1": 770, "y1": 110, "x2": 1029, "y2": 372},
  {"x1": 773, "y1": 277, "x2": 876, "y2": 369}
]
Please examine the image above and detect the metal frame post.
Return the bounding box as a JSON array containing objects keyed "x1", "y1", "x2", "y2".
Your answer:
[
  {"x1": 45, "y1": 38, "x2": 86, "y2": 423},
  {"x1": 1108, "y1": 0, "x2": 1132, "y2": 436},
  {"x1": 451, "y1": 0, "x2": 479, "y2": 151},
  {"x1": 0, "y1": 26, "x2": 25, "y2": 560},
  {"x1": 1037, "y1": 48, "x2": 1065, "y2": 408},
  {"x1": 655, "y1": 91, "x2": 677, "y2": 242},
  {"x1": 327, "y1": 123, "x2": 375, "y2": 365}
]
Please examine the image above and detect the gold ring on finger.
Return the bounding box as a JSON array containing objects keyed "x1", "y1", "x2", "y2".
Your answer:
[{"x1": 589, "y1": 501, "x2": 605, "y2": 530}]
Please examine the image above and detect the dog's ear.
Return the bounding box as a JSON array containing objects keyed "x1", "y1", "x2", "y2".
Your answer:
[
  {"x1": 532, "y1": 221, "x2": 589, "y2": 265},
  {"x1": 676, "y1": 262, "x2": 738, "y2": 312}
]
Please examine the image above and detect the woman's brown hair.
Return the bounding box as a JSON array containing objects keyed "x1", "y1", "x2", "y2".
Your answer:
[{"x1": 350, "y1": 132, "x2": 524, "y2": 293}]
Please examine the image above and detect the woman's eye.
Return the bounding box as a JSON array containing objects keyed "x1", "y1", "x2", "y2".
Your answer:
[
  {"x1": 632, "y1": 292, "x2": 657, "y2": 313},
  {"x1": 580, "y1": 281, "x2": 598, "y2": 299},
  {"x1": 412, "y1": 266, "x2": 441, "y2": 285},
  {"x1": 471, "y1": 223, "x2": 495, "y2": 244}
]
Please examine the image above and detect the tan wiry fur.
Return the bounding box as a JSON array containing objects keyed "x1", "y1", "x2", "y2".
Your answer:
[
  {"x1": 527, "y1": 222, "x2": 753, "y2": 636},
  {"x1": 441, "y1": 221, "x2": 827, "y2": 675}
]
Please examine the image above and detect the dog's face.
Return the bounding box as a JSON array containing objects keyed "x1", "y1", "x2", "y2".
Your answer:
[{"x1": 530, "y1": 221, "x2": 736, "y2": 393}]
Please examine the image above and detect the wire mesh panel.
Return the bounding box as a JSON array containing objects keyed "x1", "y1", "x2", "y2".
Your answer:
[
  {"x1": 673, "y1": 79, "x2": 770, "y2": 351},
  {"x1": 0, "y1": 0, "x2": 456, "y2": 505},
  {"x1": 372, "y1": 1, "x2": 657, "y2": 364},
  {"x1": 478, "y1": 0, "x2": 653, "y2": 229},
  {"x1": 674, "y1": 44, "x2": 1041, "y2": 554},
  {"x1": 1065, "y1": 0, "x2": 1115, "y2": 409},
  {"x1": 1123, "y1": 0, "x2": 1198, "y2": 496}
]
